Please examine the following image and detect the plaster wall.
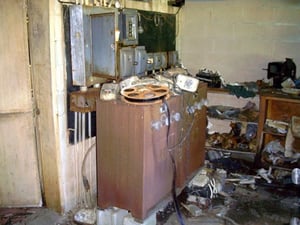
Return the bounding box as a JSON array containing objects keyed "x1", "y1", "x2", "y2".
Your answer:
[{"x1": 178, "y1": 0, "x2": 300, "y2": 83}]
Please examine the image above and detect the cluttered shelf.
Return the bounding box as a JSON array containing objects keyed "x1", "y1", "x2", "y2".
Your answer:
[
  {"x1": 261, "y1": 119, "x2": 289, "y2": 137},
  {"x1": 204, "y1": 76, "x2": 261, "y2": 155},
  {"x1": 256, "y1": 91, "x2": 300, "y2": 170},
  {"x1": 206, "y1": 98, "x2": 259, "y2": 156},
  {"x1": 207, "y1": 104, "x2": 259, "y2": 123}
]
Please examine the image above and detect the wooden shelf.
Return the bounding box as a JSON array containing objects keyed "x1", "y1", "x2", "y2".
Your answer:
[
  {"x1": 207, "y1": 105, "x2": 259, "y2": 123},
  {"x1": 208, "y1": 115, "x2": 258, "y2": 124},
  {"x1": 206, "y1": 146, "x2": 256, "y2": 156},
  {"x1": 207, "y1": 87, "x2": 230, "y2": 93},
  {"x1": 262, "y1": 129, "x2": 287, "y2": 137},
  {"x1": 256, "y1": 92, "x2": 300, "y2": 168}
]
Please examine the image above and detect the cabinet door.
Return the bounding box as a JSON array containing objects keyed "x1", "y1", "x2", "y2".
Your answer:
[
  {"x1": 96, "y1": 99, "x2": 176, "y2": 220},
  {"x1": 182, "y1": 84, "x2": 207, "y2": 185},
  {"x1": 91, "y1": 13, "x2": 116, "y2": 77}
]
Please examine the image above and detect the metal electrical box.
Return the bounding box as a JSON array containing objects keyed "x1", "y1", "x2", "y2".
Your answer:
[
  {"x1": 69, "y1": 5, "x2": 117, "y2": 85},
  {"x1": 119, "y1": 9, "x2": 138, "y2": 46},
  {"x1": 119, "y1": 46, "x2": 147, "y2": 78}
]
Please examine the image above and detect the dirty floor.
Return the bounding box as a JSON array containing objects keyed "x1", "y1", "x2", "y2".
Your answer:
[{"x1": 1, "y1": 157, "x2": 299, "y2": 225}]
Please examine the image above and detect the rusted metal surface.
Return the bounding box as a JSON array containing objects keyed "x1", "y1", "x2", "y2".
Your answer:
[
  {"x1": 96, "y1": 83, "x2": 207, "y2": 220},
  {"x1": 70, "y1": 88, "x2": 100, "y2": 112}
]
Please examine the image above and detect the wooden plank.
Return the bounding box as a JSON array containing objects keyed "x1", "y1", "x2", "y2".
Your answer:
[
  {"x1": 0, "y1": 0, "x2": 42, "y2": 207},
  {"x1": 27, "y1": 0, "x2": 61, "y2": 211},
  {"x1": 0, "y1": 113, "x2": 42, "y2": 206},
  {"x1": 0, "y1": 0, "x2": 32, "y2": 113}
]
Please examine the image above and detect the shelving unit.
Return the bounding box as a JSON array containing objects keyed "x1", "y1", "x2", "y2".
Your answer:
[{"x1": 206, "y1": 88, "x2": 260, "y2": 159}]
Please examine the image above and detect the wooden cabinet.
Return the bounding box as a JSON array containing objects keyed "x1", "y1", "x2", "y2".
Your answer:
[
  {"x1": 256, "y1": 92, "x2": 300, "y2": 166},
  {"x1": 96, "y1": 83, "x2": 207, "y2": 221}
]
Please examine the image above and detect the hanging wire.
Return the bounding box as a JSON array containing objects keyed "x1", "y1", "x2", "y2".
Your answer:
[
  {"x1": 163, "y1": 97, "x2": 186, "y2": 225},
  {"x1": 81, "y1": 142, "x2": 96, "y2": 208}
]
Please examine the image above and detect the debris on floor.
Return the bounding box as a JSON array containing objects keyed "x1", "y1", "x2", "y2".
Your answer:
[
  {"x1": 0, "y1": 207, "x2": 73, "y2": 225},
  {"x1": 1, "y1": 153, "x2": 299, "y2": 225},
  {"x1": 158, "y1": 153, "x2": 300, "y2": 225}
]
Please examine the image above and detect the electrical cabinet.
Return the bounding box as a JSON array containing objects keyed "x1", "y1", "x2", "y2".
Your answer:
[{"x1": 96, "y1": 83, "x2": 207, "y2": 220}]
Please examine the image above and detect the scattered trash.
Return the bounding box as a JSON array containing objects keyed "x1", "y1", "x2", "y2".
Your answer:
[
  {"x1": 257, "y1": 168, "x2": 273, "y2": 184},
  {"x1": 290, "y1": 217, "x2": 300, "y2": 225},
  {"x1": 181, "y1": 203, "x2": 202, "y2": 217},
  {"x1": 261, "y1": 140, "x2": 285, "y2": 165},
  {"x1": 74, "y1": 208, "x2": 96, "y2": 225},
  {"x1": 265, "y1": 119, "x2": 289, "y2": 134}
]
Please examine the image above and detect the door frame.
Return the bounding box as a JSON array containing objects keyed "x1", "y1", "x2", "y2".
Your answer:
[{"x1": 27, "y1": 0, "x2": 62, "y2": 212}]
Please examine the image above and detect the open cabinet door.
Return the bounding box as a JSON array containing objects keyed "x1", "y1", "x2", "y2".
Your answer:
[{"x1": 0, "y1": 0, "x2": 42, "y2": 207}]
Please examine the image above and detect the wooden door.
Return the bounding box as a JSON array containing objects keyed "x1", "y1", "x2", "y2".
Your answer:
[{"x1": 0, "y1": 0, "x2": 42, "y2": 207}]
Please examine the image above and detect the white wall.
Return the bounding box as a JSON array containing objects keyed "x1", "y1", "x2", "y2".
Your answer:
[{"x1": 178, "y1": 0, "x2": 300, "y2": 83}]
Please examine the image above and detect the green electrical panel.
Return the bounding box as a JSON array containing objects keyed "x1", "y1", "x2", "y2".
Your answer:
[{"x1": 137, "y1": 10, "x2": 176, "y2": 52}]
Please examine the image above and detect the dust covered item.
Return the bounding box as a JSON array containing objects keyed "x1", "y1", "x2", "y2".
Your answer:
[
  {"x1": 121, "y1": 84, "x2": 169, "y2": 102},
  {"x1": 100, "y1": 83, "x2": 119, "y2": 101}
]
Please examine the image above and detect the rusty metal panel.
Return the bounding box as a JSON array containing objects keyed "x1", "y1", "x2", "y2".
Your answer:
[
  {"x1": 96, "y1": 98, "x2": 179, "y2": 220},
  {"x1": 70, "y1": 5, "x2": 91, "y2": 86},
  {"x1": 70, "y1": 6, "x2": 117, "y2": 85},
  {"x1": 69, "y1": 88, "x2": 100, "y2": 112},
  {"x1": 91, "y1": 13, "x2": 116, "y2": 77},
  {"x1": 183, "y1": 82, "x2": 207, "y2": 181}
]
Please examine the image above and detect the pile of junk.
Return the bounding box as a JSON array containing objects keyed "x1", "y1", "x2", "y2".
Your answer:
[
  {"x1": 157, "y1": 153, "x2": 300, "y2": 225},
  {"x1": 99, "y1": 67, "x2": 203, "y2": 102},
  {"x1": 206, "y1": 101, "x2": 259, "y2": 153},
  {"x1": 259, "y1": 116, "x2": 300, "y2": 169}
]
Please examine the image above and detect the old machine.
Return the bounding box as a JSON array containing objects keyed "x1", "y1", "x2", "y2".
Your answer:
[
  {"x1": 266, "y1": 58, "x2": 297, "y2": 88},
  {"x1": 68, "y1": 4, "x2": 207, "y2": 222},
  {"x1": 96, "y1": 72, "x2": 207, "y2": 221}
]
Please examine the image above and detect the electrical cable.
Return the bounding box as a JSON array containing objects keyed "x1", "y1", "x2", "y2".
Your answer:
[
  {"x1": 162, "y1": 88, "x2": 201, "y2": 224},
  {"x1": 81, "y1": 142, "x2": 96, "y2": 208},
  {"x1": 163, "y1": 97, "x2": 186, "y2": 225},
  {"x1": 81, "y1": 142, "x2": 96, "y2": 191},
  {"x1": 165, "y1": 93, "x2": 195, "y2": 151},
  {"x1": 169, "y1": 151, "x2": 186, "y2": 225},
  {"x1": 164, "y1": 74, "x2": 196, "y2": 151}
]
